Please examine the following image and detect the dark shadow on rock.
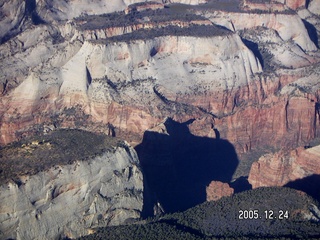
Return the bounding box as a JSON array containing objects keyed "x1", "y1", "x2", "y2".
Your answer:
[
  {"x1": 25, "y1": 0, "x2": 37, "y2": 16},
  {"x1": 306, "y1": 0, "x2": 311, "y2": 8},
  {"x1": 150, "y1": 47, "x2": 158, "y2": 57},
  {"x1": 284, "y1": 174, "x2": 320, "y2": 203},
  {"x1": 26, "y1": 0, "x2": 46, "y2": 25},
  {"x1": 213, "y1": 128, "x2": 220, "y2": 140},
  {"x1": 135, "y1": 118, "x2": 239, "y2": 217},
  {"x1": 230, "y1": 176, "x2": 252, "y2": 194},
  {"x1": 242, "y1": 38, "x2": 264, "y2": 68},
  {"x1": 1, "y1": 0, "x2": 46, "y2": 44},
  {"x1": 302, "y1": 19, "x2": 319, "y2": 48},
  {"x1": 86, "y1": 67, "x2": 92, "y2": 86}
]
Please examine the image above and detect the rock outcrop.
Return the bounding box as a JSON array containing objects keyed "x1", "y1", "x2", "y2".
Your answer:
[
  {"x1": 283, "y1": 0, "x2": 306, "y2": 10},
  {"x1": 0, "y1": 0, "x2": 320, "y2": 208},
  {"x1": 0, "y1": 0, "x2": 26, "y2": 41},
  {"x1": 308, "y1": 0, "x2": 320, "y2": 15},
  {"x1": 1, "y1": 1, "x2": 319, "y2": 154},
  {"x1": 0, "y1": 130, "x2": 143, "y2": 240},
  {"x1": 248, "y1": 145, "x2": 320, "y2": 188},
  {"x1": 242, "y1": 0, "x2": 288, "y2": 12},
  {"x1": 1, "y1": 2, "x2": 320, "y2": 238},
  {"x1": 1, "y1": 0, "x2": 320, "y2": 236},
  {"x1": 201, "y1": 10, "x2": 317, "y2": 52},
  {"x1": 206, "y1": 181, "x2": 234, "y2": 201},
  {"x1": 244, "y1": 0, "x2": 307, "y2": 11},
  {"x1": 0, "y1": 22, "x2": 262, "y2": 147}
]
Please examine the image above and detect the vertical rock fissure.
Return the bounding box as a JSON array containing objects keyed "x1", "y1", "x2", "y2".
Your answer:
[{"x1": 285, "y1": 100, "x2": 289, "y2": 131}]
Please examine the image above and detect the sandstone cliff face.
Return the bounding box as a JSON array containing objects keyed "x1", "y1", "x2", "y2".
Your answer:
[
  {"x1": 36, "y1": 0, "x2": 129, "y2": 21},
  {"x1": 0, "y1": 0, "x2": 320, "y2": 158},
  {"x1": 75, "y1": 19, "x2": 212, "y2": 41},
  {"x1": 284, "y1": 0, "x2": 306, "y2": 10},
  {"x1": 1, "y1": 3, "x2": 320, "y2": 237},
  {"x1": 215, "y1": 89, "x2": 318, "y2": 153},
  {"x1": 0, "y1": 0, "x2": 26, "y2": 40},
  {"x1": 0, "y1": 143, "x2": 143, "y2": 240},
  {"x1": 201, "y1": 10, "x2": 317, "y2": 52},
  {"x1": 309, "y1": 0, "x2": 320, "y2": 15},
  {"x1": 248, "y1": 145, "x2": 320, "y2": 188},
  {"x1": 0, "y1": 31, "x2": 262, "y2": 146},
  {"x1": 206, "y1": 181, "x2": 234, "y2": 201},
  {"x1": 1, "y1": 19, "x2": 319, "y2": 153},
  {"x1": 250, "y1": 0, "x2": 307, "y2": 10}
]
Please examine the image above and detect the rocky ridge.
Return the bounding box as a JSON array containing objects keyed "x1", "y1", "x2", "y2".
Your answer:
[
  {"x1": 0, "y1": 130, "x2": 143, "y2": 240},
  {"x1": 198, "y1": 7, "x2": 317, "y2": 52},
  {"x1": 0, "y1": 16, "x2": 263, "y2": 147},
  {"x1": 0, "y1": 0, "x2": 320, "y2": 234},
  {"x1": 81, "y1": 187, "x2": 320, "y2": 239},
  {"x1": 0, "y1": 0, "x2": 319, "y2": 155},
  {"x1": 248, "y1": 144, "x2": 320, "y2": 188},
  {"x1": 206, "y1": 181, "x2": 234, "y2": 201}
]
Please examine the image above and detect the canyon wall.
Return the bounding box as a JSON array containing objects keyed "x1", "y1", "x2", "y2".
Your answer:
[
  {"x1": 206, "y1": 181, "x2": 234, "y2": 201},
  {"x1": 202, "y1": 11, "x2": 317, "y2": 52},
  {"x1": 0, "y1": 0, "x2": 208, "y2": 42},
  {"x1": 309, "y1": 0, "x2": 320, "y2": 15},
  {"x1": 245, "y1": 0, "x2": 307, "y2": 11},
  {"x1": 0, "y1": 143, "x2": 143, "y2": 240},
  {"x1": 248, "y1": 145, "x2": 320, "y2": 188},
  {"x1": 0, "y1": 31, "x2": 263, "y2": 148},
  {"x1": 0, "y1": 0, "x2": 319, "y2": 172},
  {"x1": 1, "y1": 21, "x2": 319, "y2": 153},
  {"x1": 283, "y1": 0, "x2": 306, "y2": 10},
  {"x1": 0, "y1": 0, "x2": 26, "y2": 40},
  {"x1": 0, "y1": 2, "x2": 320, "y2": 236}
]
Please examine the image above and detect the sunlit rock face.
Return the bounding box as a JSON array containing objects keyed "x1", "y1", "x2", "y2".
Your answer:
[
  {"x1": 248, "y1": 145, "x2": 320, "y2": 189},
  {"x1": 206, "y1": 181, "x2": 234, "y2": 201},
  {"x1": 35, "y1": 0, "x2": 208, "y2": 22},
  {"x1": 283, "y1": 0, "x2": 306, "y2": 10},
  {"x1": 201, "y1": 10, "x2": 317, "y2": 52},
  {"x1": 1, "y1": 12, "x2": 320, "y2": 155},
  {"x1": 308, "y1": 0, "x2": 320, "y2": 15},
  {"x1": 0, "y1": 1, "x2": 320, "y2": 238},
  {"x1": 0, "y1": 136, "x2": 143, "y2": 240},
  {"x1": 1, "y1": 0, "x2": 319, "y2": 155},
  {"x1": 0, "y1": 0, "x2": 26, "y2": 40},
  {"x1": 0, "y1": 0, "x2": 320, "y2": 179},
  {"x1": 0, "y1": 26, "x2": 263, "y2": 148},
  {"x1": 245, "y1": 0, "x2": 307, "y2": 11}
]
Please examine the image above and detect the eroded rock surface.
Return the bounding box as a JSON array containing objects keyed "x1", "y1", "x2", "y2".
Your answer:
[
  {"x1": 248, "y1": 145, "x2": 320, "y2": 188},
  {"x1": 1, "y1": 0, "x2": 319, "y2": 155},
  {"x1": 0, "y1": 1, "x2": 320, "y2": 236},
  {"x1": 206, "y1": 181, "x2": 234, "y2": 201},
  {"x1": 0, "y1": 130, "x2": 143, "y2": 240}
]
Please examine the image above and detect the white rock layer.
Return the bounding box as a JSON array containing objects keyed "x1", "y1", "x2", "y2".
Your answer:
[
  {"x1": 0, "y1": 144, "x2": 143, "y2": 240},
  {"x1": 203, "y1": 11, "x2": 317, "y2": 52}
]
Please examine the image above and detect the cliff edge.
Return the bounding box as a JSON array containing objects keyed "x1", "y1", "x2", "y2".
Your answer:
[{"x1": 0, "y1": 129, "x2": 143, "y2": 240}]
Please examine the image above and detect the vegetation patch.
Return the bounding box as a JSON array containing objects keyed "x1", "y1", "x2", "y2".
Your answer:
[
  {"x1": 76, "y1": 5, "x2": 230, "y2": 43},
  {"x1": 76, "y1": 8, "x2": 208, "y2": 30},
  {"x1": 79, "y1": 187, "x2": 320, "y2": 240},
  {"x1": 0, "y1": 129, "x2": 122, "y2": 184}
]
